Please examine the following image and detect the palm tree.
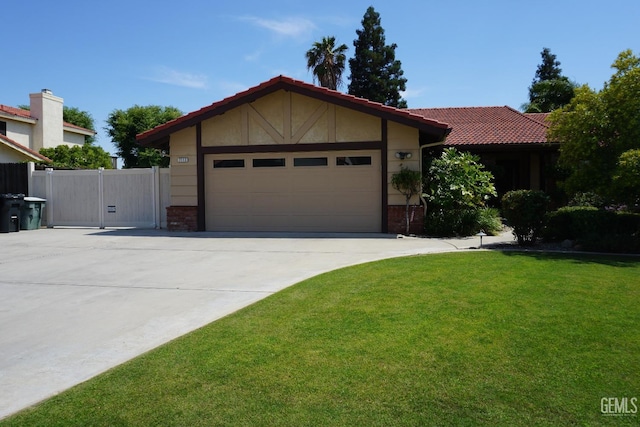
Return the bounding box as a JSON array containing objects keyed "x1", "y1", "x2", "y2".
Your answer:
[{"x1": 305, "y1": 36, "x2": 348, "y2": 90}]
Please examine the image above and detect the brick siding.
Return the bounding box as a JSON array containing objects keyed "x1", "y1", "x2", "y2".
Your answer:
[
  {"x1": 387, "y1": 205, "x2": 424, "y2": 235},
  {"x1": 167, "y1": 206, "x2": 198, "y2": 231}
]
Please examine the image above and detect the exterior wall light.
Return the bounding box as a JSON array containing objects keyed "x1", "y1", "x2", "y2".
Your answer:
[
  {"x1": 177, "y1": 157, "x2": 189, "y2": 163},
  {"x1": 395, "y1": 152, "x2": 412, "y2": 160}
]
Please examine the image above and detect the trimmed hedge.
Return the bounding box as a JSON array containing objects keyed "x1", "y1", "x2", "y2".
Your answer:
[{"x1": 543, "y1": 206, "x2": 640, "y2": 253}]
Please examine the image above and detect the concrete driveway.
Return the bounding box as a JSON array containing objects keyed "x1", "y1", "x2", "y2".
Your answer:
[{"x1": 0, "y1": 227, "x2": 513, "y2": 419}]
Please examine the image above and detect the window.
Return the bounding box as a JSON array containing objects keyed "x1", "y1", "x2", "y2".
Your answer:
[
  {"x1": 253, "y1": 158, "x2": 285, "y2": 168},
  {"x1": 214, "y1": 159, "x2": 244, "y2": 168},
  {"x1": 0, "y1": 121, "x2": 6, "y2": 136},
  {"x1": 336, "y1": 156, "x2": 372, "y2": 166},
  {"x1": 294, "y1": 157, "x2": 328, "y2": 167}
]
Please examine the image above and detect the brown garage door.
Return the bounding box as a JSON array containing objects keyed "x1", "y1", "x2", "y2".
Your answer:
[{"x1": 205, "y1": 151, "x2": 381, "y2": 232}]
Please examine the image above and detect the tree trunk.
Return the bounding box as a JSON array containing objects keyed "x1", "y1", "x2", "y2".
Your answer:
[{"x1": 405, "y1": 196, "x2": 410, "y2": 235}]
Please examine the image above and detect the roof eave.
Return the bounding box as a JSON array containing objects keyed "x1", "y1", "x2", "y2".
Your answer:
[{"x1": 137, "y1": 76, "x2": 451, "y2": 147}]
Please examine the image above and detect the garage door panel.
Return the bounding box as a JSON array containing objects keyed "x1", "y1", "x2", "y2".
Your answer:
[
  {"x1": 210, "y1": 194, "x2": 251, "y2": 214},
  {"x1": 250, "y1": 173, "x2": 290, "y2": 192},
  {"x1": 205, "y1": 151, "x2": 381, "y2": 232},
  {"x1": 251, "y1": 194, "x2": 291, "y2": 215},
  {"x1": 209, "y1": 214, "x2": 250, "y2": 229}
]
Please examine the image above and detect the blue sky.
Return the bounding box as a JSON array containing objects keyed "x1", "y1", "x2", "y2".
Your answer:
[{"x1": 3, "y1": 0, "x2": 639, "y2": 158}]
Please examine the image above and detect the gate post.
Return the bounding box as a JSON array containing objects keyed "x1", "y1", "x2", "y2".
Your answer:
[
  {"x1": 45, "y1": 168, "x2": 54, "y2": 228},
  {"x1": 98, "y1": 168, "x2": 105, "y2": 229}
]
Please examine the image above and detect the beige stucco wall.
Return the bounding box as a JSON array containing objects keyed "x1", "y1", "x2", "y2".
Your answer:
[
  {"x1": 30, "y1": 91, "x2": 64, "y2": 151},
  {"x1": 169, "y1": 126, "x2": 197, "y2": 206},
  {"x1": 387, "y1": 121, "x2": 421, "y2": 205},
  {"x1": 5, "y1": 120, "x2": 33, "y2": 148},
  {"x1": 62, "y1": 131, "x2": 85, "y2": 147},
  {"x1": 0, "y1": 143, "x2": 31, "y2": 162}
]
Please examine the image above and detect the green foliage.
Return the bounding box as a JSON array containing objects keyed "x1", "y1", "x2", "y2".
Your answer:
[
  {"x1": 502, "y1": 190, "x2": 549, "y2": 245},
  {"x1": 425, "y1": 208, "x2": 502, "y2": 237},
  {"x1": 568, "y1": 192, "x2": 606, "y2": 208},
  {"x1": 535, "y1": 47, "x2": 563, "y2": 81},
  {"x1": 544, "y1": 206, "x2": 640, "y2": 253},
  {"x1": 548, "y1": 50, "x2": 640, "y2": 203},
  {"x1": 306, "y1": 36, "x2": 348, "y2": 90},
  {"x1": 424, "y1": 148, "x2": 498, "y2": 236},
  {"x1": 63, "y1": 107, "x2": 96, "y2": 144},
  {"x1": 425, "y1": 148, "x2": 496, "y2": 210},
  {"x1": 525, "y1": 78, "x2": 576, "y2": 113},
  {"x1": 524, "y1": 48, "x2": 576, "y2": 113},
  {"x1": 347, "y1": 6, "x2": 407, "y2": 108},
  {"x1": 612, "y1": 149, "x2": 640, "y2": 207},
  {"x1": 39, "y1": 144, "x2": 112, "y2": 169},
  {"x1": 391, "y1": 166, "x2": 422, "y2": 234},
  {"x1": 105, "y1": 105, "x2": 182, "y2": 168}
]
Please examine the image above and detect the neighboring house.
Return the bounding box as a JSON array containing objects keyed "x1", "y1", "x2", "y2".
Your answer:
[
  {"x1": 137, "y1": 75, "x2": 451, "y2": 233},
  {"x1": 408, "y1": 107, "x2": 558, "y2": 196},
  {"x1": 0, "y1": 89, "x2": 95, "y2": 163}
]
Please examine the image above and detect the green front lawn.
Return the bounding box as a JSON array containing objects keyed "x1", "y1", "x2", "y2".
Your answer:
[{"x1": 4, "y1": 252, "x2": 639, "y2": 426}]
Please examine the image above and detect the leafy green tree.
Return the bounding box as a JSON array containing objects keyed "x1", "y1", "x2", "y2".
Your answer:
[
  {"x1": 348, "y1": 6, "x2": 407, "y2": 108},
  {"x1": 105, "y1": 105, "x2": 182, "y2": 168},
  {"x1": 63, "y1": 107, "x2": 97, "y2": 144},
  {"x1": 306, "y1": 36, "x2": 348, "y2": 90},
  {"x1": 612, "y1": 149, "x2": 640, "y2": 207},
  {"x1": 391, "y1": 166, "x2": 422, "y2": 234},
  {"x1": 548, "y1": 50, "x2": 640, "y2": 204},
  {"x1": 40, "y1": 144, "x2": 112, "y2": 169},
  {"x1": 424, "y1": 148, "x2": 499, "y2": 236},
  {"x1": 524, "y1": 48, "x2": 576, "y2": 113}
]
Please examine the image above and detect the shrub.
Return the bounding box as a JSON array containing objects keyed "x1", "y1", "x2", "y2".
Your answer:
[
  {"x1": 502, "y1": 190, "x2": 549, "y2": 245},
  {"x1": 424, "y1": 148, "x2": 498, "y2": 237},
  {"x1": 568, "y1": 192, "x2": 605, "y2": 208},
  {"x1": 425, "y1": 208, "x2": 502, "y2": 237},
  {"x1": 543, "y1": 206, "x2": 640, "y2": 252}
]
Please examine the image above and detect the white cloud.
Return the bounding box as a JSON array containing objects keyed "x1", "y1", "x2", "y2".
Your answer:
[
  {"x1": 146, "y1": 66, "x2": 208, "y2": 89},
  {"x1": 240, "y1": 16, "x2": 316, "y2": 39},
  {"x1": 400, "y1": 87, "x2": 427, "y2": 99}
]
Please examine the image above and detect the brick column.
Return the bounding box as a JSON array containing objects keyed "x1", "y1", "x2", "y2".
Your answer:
[
  {"x1": 387, "y1": 205, "x2": 424, "y2": 235},
  {"x1": 166, "y1": 206, "x2": 198, "y2": 231}
]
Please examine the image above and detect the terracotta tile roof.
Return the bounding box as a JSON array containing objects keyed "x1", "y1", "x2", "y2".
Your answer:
[
  {"x1": 0, "y1": 104, "x2": 95, "y2": 134},
  {"x1": 137, "y1": 75, "x2": 451, "y2": 145},
  {"x1": 0, "y1": 104, "x2": 33, "y2": 119},
  {"x1": 524, "y1": 112, "x2": 551, "y2": 125},
  {"x1": 408, "y1": 106, "x2": 551, "y2": 146},
  {"x1": 0, "y1": 134, "x2": 51, "y2": 162}
]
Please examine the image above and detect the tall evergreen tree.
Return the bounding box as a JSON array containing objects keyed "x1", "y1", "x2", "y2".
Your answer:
[
  {"x1": 535, "y1": 48, "x2": 562, "y2": 81},
  {"x1": 348, "y1": 6, "x2": 407, "y2": 108},
  {"x1": 306, "y1": 36, "x2": 348, "y2": 90},
  {"x1": 524, "y1": 47, "x2": 576, "y2": 113}
]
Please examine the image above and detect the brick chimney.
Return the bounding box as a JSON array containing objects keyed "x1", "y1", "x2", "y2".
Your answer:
[{"x1": 29, "y1": 89, "x2": 64, "y2": 152}]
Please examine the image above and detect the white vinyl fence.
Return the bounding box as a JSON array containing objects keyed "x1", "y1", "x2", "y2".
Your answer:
[{"x1": 29, "y1": 165, "x2": 170, "y2": 229}]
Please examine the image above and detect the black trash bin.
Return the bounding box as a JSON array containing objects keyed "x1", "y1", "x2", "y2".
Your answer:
[{"x1": 0, "y1": 193, "x2": 25, "y2": 233}]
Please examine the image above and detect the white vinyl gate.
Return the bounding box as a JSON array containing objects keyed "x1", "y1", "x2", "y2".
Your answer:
[{"x1": 30, "y1": 166, "x2": 170, "y2": 229}]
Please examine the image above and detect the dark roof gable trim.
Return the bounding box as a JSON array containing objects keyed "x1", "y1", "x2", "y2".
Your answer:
[{"x1": 137, "y1": 75, "x2": 451, "y2": 147}]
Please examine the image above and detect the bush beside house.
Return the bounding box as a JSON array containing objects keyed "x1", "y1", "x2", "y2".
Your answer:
[
  {"x1": 543, "y1": 206, "x2": 640, "y2": 253},
  {"x1": 502, "y1": 190, "x2": 549, "y2": 245}
]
